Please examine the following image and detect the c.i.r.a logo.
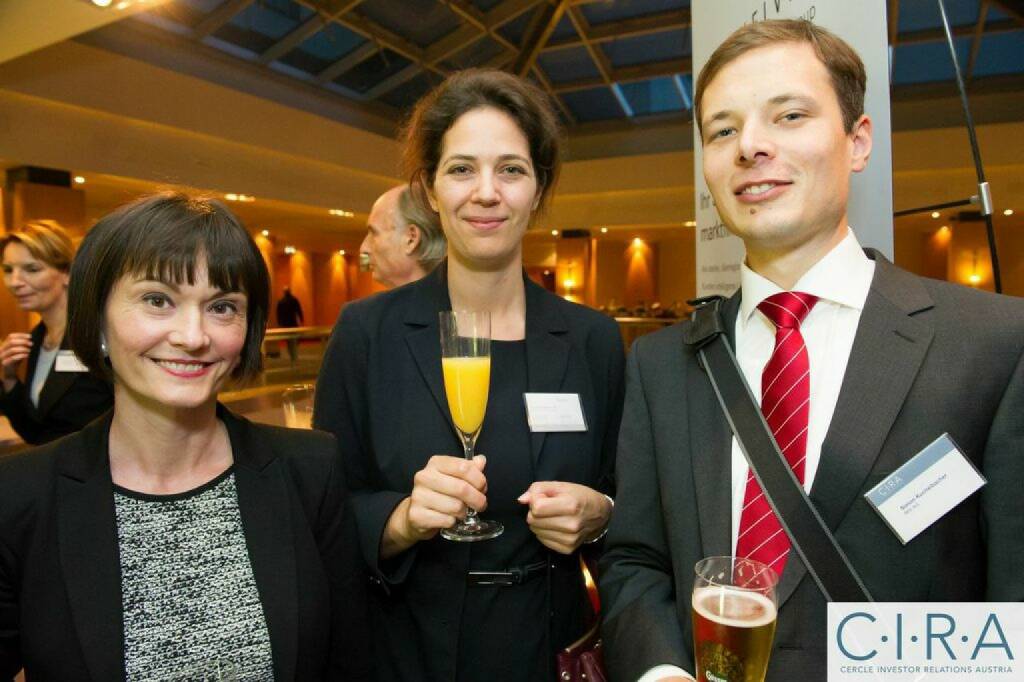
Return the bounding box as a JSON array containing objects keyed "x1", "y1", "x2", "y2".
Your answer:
[{"x1": 828, "y1": 603, "x2": 1022, "y2": 680}]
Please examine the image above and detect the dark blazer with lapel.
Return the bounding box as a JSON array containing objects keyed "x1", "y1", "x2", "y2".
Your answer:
[
  {"x1": 0, "y1": 406, "x2": 368, "y2": 682},
  {"x1": 313, "y1": 265, "x2": 625, "y2": 681},
  {"x1": 599, "y1": 252, "x2": 1024, "y2": 681},
  {"x1": 0, "y1": 323, "x2": 113, "y2": 445}
]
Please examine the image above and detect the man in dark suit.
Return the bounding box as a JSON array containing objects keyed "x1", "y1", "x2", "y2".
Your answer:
[{"x1": 599, "y1": 19, "x2": 1024, "y2": 682}]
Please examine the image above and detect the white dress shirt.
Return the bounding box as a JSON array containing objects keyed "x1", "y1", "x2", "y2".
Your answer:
[{"x1": 639, "y1": 230, "x2": 875, "y2": 682}]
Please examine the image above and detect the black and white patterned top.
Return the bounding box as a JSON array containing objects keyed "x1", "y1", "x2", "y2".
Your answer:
[{"x1": 114, "y1": 468, "x2": 275, "y2": 682}]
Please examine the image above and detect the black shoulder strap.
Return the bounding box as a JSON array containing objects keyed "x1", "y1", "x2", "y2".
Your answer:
[{"x1": 684, "y1": 296, "x2": 872, "y2": 603}]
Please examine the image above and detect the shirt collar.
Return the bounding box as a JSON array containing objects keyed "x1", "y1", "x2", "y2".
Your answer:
[{"x1": 739, "y1": 228, "x2": 875, "y2": 324}]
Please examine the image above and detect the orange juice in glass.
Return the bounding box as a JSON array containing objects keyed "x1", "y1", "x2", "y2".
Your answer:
[{"x1": 438, "y1": 311, "x2": 502, "y2": 542}]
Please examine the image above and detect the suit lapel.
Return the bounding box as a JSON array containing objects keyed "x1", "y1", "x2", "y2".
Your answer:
[
  {"x1": 777, "y1": 253, "x2": 934, "y2": 607},
  {"x1": 404, "y1": 267, "x2": 456, "y2": 435},
  {"x1": 224, "y1": 407, "x2": 299, "y2": 682},
  {"x1": 56, "y1": 414, "x2": 126, "y2": 682},
  {"x1": 524, "y1": 279, "x2": 570, "y2": 467},
  {"x1": 690, "y1": 294, "x2": 741, "y2": 559}
]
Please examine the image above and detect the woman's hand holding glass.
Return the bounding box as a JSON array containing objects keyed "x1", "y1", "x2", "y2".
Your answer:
[
  {"x1": 381, "y1": 454, "x2": 490, "y2": 559},
  {"x1": 517, "y1": 481, "x2": 612, "y2": 555}
]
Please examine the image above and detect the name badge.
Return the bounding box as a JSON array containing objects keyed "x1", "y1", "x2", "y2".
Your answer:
[
  {"x1": 864, "y1": 433, "x2": 985, "y2": 545},
  {"x1": 523, "y1": 393, "x2": 587, "y2": 432},
  {"x1": 55, "y1": 350, "x2": 89, "y2": 373}
]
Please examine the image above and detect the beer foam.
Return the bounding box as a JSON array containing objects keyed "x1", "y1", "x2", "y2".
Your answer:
[{"x1": 693, "y1": 586, "x2": 777, "y2": 628}]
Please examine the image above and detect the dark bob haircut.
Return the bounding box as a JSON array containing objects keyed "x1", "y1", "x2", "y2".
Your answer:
[
  {"x1": 68, "y1": 191, "x2": 270, "y2": 382},
  {"x1": 401, "y1": 68, "x2": 564, "y2": 213}
]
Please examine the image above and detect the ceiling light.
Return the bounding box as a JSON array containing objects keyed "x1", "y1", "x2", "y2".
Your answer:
[
  {"x1": 1004, "y1": 209, "x2": 1014, "y2": 216},
  {"x1": 86, "y1": 0, "x2": 161, "y2": 9},
  {"x1": 261, "y1": 229, "x2": 270, "y2": 237},
  {"x1": 225, "y1": 193, "x2": 255, "y2": 203},
  {"x1": 600, "y1": 227, "x2": 608, "y2": 234},
  {"x1": 684, "y1": 220, "x2": 697, "y2": 227},
  {"x1": 551, "y1": 229, "x2": 559, "y2": 236},
  {"x1": 338, "y1": 249, "x2": 346, "y2": 256},
  {"x1": 73, "y1": 175, "x2": 86, "y2": 184},
  {"x1": 284, "y1": 246, "x2": 296, "y2": 255},
  {"x1": 633, "y1": 237, "x2": 643, "y2": 246},
  {"x1": 931, "y1": 211, "x2": 940, "y2": 219},
  {"x1": 329, "y1": 209, "x2": 354, "y2": 218}
]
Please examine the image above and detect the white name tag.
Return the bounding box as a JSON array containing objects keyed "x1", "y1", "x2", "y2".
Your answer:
[
  {"x1": 523, "y1": 393, "x2": 587, "y2": 432},
  {"x1": 55, "y1": 350, "x2": 89, "y2": 373},
  {"x1": 864, "y1": 433, "x2": 985, "y2": 545}
]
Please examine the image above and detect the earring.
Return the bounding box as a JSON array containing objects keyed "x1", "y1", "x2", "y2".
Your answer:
[{"x1": 100, "y1": 333, "x2": 108, "y2": 356}]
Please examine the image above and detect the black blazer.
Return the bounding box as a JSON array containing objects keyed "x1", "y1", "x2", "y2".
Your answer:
[
  {"x1": 599, "y1": 253, "x2": 1024, "y2": 680},
  {"x1": 0, "y1": 406, "x2": 368, "y2": 682},
  {"x1": 0, "y1": 323, "x2": 113, "y2": 445},
  {"x1": 313, "y1": 266, "x2": 625, "y2": 681}
]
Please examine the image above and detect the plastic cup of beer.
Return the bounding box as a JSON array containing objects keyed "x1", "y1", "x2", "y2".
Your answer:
[
  {"x1": 281, "y1": 384, "x2": 315, "y2": 429},
  {"x1": 692, "y1": 556, "x2": 779, "y2": 682}
]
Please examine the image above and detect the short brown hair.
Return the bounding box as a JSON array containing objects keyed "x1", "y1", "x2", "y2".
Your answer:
[
  {"x1": 397, "y1": 184, "x2": 445, "y2": 272},
  {"x1": 0, "y1": 220, "x2": 75, "y2": 272},
  {"x1": 401, "y1": 68, "x2": 563, "y2": 212},
  {"x1": 68, "y1": 192, "x2": 270, "y2": 382},
  {"x1": 694, "y1": 19, "x2": 866, "y2": 134}
]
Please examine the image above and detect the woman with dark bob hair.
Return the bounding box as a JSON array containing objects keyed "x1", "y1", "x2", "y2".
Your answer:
[
  {"x1": 314, "y1": 69, "x2": 625, "y2": 680},
  {"x1": 0, "y1": 192, "x2": 365, "y2": 681}
]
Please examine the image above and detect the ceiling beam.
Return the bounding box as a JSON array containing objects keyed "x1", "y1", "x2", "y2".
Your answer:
[
  {"x1": 294, "y1": 0, "x2": 441, "y2": 79},
  {"x1": 513, "y1": 0, "x2": 569, "y2": 76},
  {"x1": 896, "y1": 18, "x2": 1019, "y2": 45},
  {"x1": 530, "y1": 64, "x2": 576, "y2": 124},
  {"x1": 544, "y1": 8, "x2": 691, "y2": 52},
  {"x1": 316, "y1": 41, "x2": 379, "y2": 83},
  {"x1": 988, "y1": 0, "x2": 1024, "y2": 26},
  {"x1": 363, "y1": 63, "x2": 423, "y2": 100},
  {"x1": 967, "y1": 1, "x2": 991, "y2": 80},
  {"x1": 565, "y1": 6, "x2": 630, "y2": 116},
  {"x1": 888, "y1": 0, "x2": 900, "y2": 47},
  {"x1": 552, "y1": 57, "x2": 691, "y2": 94},
  {"x1": 259, "y1": 1, "x2": 364, "y2": 65},
  {"x1": 193, "y1": 0, "x2": 254, "y2": 40}
]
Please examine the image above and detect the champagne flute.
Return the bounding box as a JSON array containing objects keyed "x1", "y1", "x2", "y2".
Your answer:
[
  {"x1": 439, "y1": 310, "x2": 503, "y2": 542},
  {"x1": 281, "y1": 383, "x2": 315, "y2": 429},
  {"x1": 692, "y1": 556, "x2": 779, "y2": 682}
]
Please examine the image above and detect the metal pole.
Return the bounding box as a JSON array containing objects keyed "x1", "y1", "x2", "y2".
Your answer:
[{"x1": 936, "y1": 0, "x2": 1001, "y2": 292}]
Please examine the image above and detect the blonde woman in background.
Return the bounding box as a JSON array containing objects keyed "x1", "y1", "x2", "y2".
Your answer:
[{"x1": 0, "y1": 221, "x2": 113, "y2": 444}]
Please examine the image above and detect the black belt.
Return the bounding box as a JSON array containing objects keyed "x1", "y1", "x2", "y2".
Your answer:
[{"x1": 467, "y1": 560, "x2": 549, "y2": 587}]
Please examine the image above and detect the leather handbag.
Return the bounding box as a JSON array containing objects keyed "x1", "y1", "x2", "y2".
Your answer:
[
  {"x1": 556, "y1": 622, "x2": 607, "y2": 682},
  {"x1": 556, "y1": 555, "x2": 608, "y2": 681}
]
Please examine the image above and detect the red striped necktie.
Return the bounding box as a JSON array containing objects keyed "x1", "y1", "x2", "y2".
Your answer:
[{"x1": 735, "y1": 291, "x2": 819, "y2": 576}]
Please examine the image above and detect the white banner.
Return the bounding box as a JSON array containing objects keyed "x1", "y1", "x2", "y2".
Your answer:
[
  {"x1": 692, "y1": 0, "x2": 894, "y2": 297},
  {"x1": 828, "y1": 603, "x2": 1023, "y2": 680}
]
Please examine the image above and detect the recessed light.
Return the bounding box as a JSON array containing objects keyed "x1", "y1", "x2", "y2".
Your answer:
[
  {"x1": 260, "y1": 229, "x2": 270, "y2": 237},
  {"x1": 1004, "y1": 209, "x2": 1014, "y2": 216},
  {"x1": 600, "y1": 227, "x2": 608, "y2": 234},
  {"x1": 284, "y1": 246, "x2": 296, "y2": 255},
  {"x1": 225, "y1": 193, "x2": 255, "y2": 203},
  {"x1": 73, "y1": 176, "x2": 86, "y2": 184},
  {"x1": 684, "y1": 220, "x2": 696, "y2": 227},
  {"x1": 551, "y1": 229, "x2": 559, "y2": 236},
  {"x1": 338, "y1": 249, "x2": 346, "y2": 256},
  {"x1": 329, "y1": 209, "x2": 354, "y2": 217},
  {"x1": 931, "y1": 211, "x2": 940, "y2": 219},
  {"x1": 632, "y1": 237, "x2": 643, "y2": 246}
]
